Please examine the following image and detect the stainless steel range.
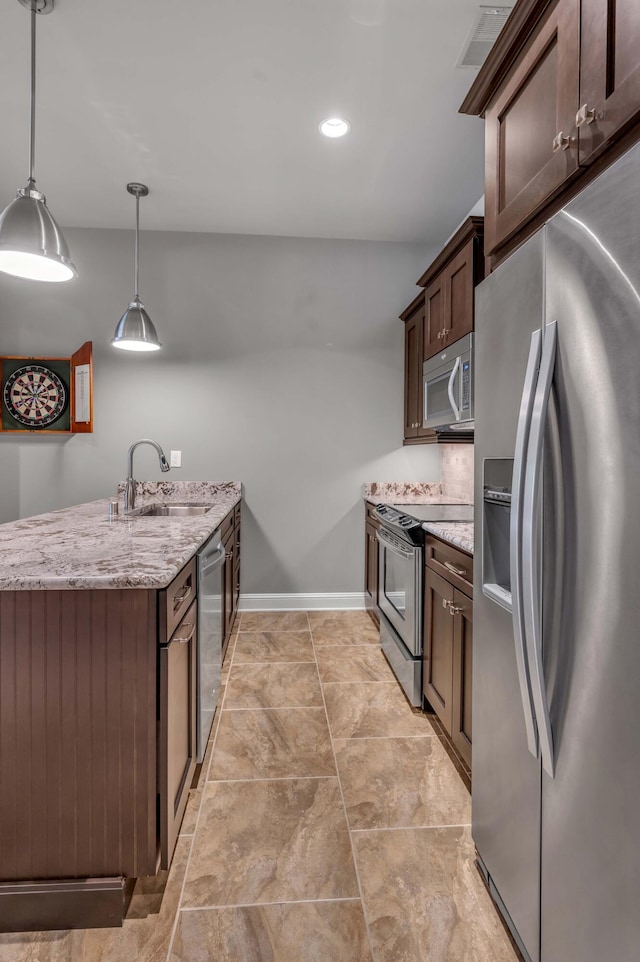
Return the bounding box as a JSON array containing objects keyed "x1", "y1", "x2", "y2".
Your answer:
[{"x1": 374, "y1": 502, "x2": 474, "y2": 706}]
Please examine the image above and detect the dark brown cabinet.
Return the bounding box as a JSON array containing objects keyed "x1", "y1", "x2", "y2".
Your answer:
[
  {"x1": 222, "y1": 503, "x2": 241, "y2": 658},
  {"x1": 451, "y1": 587, "x2": 473, "y2": 768},
  {"x1": 401, "y1": 292, "x2": 426, "y2": 441},
  {"x1": 483, "y1": 0, "x2": 580, "y2": 254},
  {"x1": 423, "y1": 567, "x2": 455, "y2": 732},
  {"x1": 401, "y1": 218, "x2": 483, "y2": 445},
  {"x1": 462, "y1": 0, "x2": 640, "y2": 261},
  {"x1": 423, "y1": 536, "x2": 473, "y2": 772},
  {"x1": 579, "y1": 0, "x2": 640, "y2": 164},
  {"x1": 158, "y1": 598, "x2": 197, "y2": 869},
  {"x1": 364, "y1": 503, "x2": 380, "y2": 626}
]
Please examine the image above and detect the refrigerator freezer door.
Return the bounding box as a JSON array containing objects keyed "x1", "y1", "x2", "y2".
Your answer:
[
  {"x1": 541, "y1": 142, "x2": 640, "y2": 962},
  {"x1": 473, "y1": 230, "x2": 545, "y2": 962}
]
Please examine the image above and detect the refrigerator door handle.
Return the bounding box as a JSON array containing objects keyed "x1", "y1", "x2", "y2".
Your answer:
[
  {"x1": 510, "y1": 328, "x2": 542, "y2": 759},
  {"x1": 447, "y1": 357, "x2": 461, "y2": 422},
  {"x1": 523, "y1": 320, "x2": 558, "y2": 778}
]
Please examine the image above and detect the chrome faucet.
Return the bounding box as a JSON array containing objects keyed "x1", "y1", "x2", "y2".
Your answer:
[{"x1": 124, "y1": 438, "x2": 170, "y2": 512}]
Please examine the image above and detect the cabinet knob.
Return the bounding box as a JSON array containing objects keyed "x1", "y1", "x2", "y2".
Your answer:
[
  {"x1": 552, "y1": 131, "x2": 571, "y2": 152},
  {"x1": 576, "y1": 104, "x2": 597, "y2": 127},
  {"x1": 226, "y1": 551, "x2": 233, "y2": 561},
  {"x1": 448, "y1": 603, "x2": 462, "y2": 616},
  {"x1": 442, "y1": 328, "x2": 449, "y2": 337},
  {"x1": 442, "y1": 598, "x2": 449, "y2": 609}
]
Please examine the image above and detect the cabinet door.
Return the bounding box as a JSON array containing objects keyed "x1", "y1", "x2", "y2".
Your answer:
[
  {"x1": 404, "y1": 314, "x2": 422, "y2": 438},
  {"x1": 364, "y1": 521, "x2": 380, "y2": 623},
  {"x1": 232, "y1": 520, "x2": 241, "y2": 624},
  {"x1": 159, "y1": 600, "x2": 197, "y2": 869},
  {"x1": 451, "y1": 588, "x2": 473, "y2": 769},
  {"x1": 422, "y1": 568, "x2": 454, "y2": 732},
  {"x1": 423, "y1": 274, "x2": 446, "y2": 361},
  {"x1": 441, "y1": 240, "x2": 475, "y2": 347},
  {"x1": 223, "y1": 531, "x2": 234, "y2": 641},
  {"x1": 579, "y1": 0, "x2": 640, "y2": 164},
  {"x1": 484, "y1": 0, "x2": 580, "y2": 254}
]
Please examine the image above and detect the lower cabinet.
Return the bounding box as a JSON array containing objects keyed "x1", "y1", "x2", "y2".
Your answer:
[
  {"x1": 364, "y1": 504, "x2": 380, "y2": 626},
  {"x1": 423, "y1": 537, "x2": 473, "y2": 771},
  {"x1": 158, "y1": 599, "x2": 198, "y2": 869},
  {"x1": 222, "y1": 505, "x2": 241, "y2": 659}
]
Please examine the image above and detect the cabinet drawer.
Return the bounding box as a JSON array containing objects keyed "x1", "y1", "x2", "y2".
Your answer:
[
  {"x1": 425, "y1": 536, "x2": 473, "y2": 596},
  {"x1": 160, "y1": 558, "x2": 196, "y2": 643}
]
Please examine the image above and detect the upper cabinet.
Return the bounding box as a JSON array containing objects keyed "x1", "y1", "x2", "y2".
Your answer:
[
  {"x1": 579, "y1": 0, "x2": 640, "y2": 164},
  {"x1": 461, "y1": 0, "x2": 640, "y2": 261},
  {"x1": 401, "y1": 217, "x2": 484, "y2": 445}
]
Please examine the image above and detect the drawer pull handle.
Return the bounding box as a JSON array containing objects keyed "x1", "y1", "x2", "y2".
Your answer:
[
  {"x1": 576, "y1": 104, "x2": 596, "y2": 127},
  {"x1": 173, "y1": 583, "x2": 191, "y2": 610},
  {"x1": 173, "y1": 622, "x2": 195, "y2": 644},
  {"x1": 444, "y1": 561, "x2": 467, "y2": 577},
  {"x1": 552, "y1": 131, "x2": 570, "y2": 152}
]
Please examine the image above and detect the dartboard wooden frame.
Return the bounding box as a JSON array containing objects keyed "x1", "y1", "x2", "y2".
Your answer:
[{"x1": 0, "y1": 342, "x2": 93, "y2": 435}]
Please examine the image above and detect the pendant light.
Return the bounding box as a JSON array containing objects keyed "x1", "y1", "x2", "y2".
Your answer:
[
  {"x1": 0, "y1": 0, "x2": 77, "y2": 283},
  {"x1": 111, "y1": 183, "x2": 162, "y2": 352}
]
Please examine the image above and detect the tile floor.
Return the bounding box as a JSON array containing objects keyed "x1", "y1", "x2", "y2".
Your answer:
[{"x1": 1, "y1": 610, "x2": 518, "y2": 962}]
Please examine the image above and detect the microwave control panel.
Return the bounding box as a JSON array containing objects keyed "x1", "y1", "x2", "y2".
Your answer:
[{"x1": 461, "y1": 360, "x2": 471, "y2": 411}]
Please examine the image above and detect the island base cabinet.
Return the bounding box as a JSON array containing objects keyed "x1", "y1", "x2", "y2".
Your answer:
[{"x1": 158, "y1": 600, "x2": 198, "y2": 870}]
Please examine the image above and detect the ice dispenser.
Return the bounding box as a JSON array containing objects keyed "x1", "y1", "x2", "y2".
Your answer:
[{"x1": 482, "y1": 459, "x2": 513, "y2": 611}]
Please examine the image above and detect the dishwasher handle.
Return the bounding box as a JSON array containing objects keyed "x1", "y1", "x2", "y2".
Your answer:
[{"x1": 199, "y1": 542, "x2": 225, "y2": 575}]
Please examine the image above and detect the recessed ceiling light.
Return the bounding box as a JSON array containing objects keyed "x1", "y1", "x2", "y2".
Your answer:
[{"x1": 319, "y1": 117, "x2": 351, "y2": 138}]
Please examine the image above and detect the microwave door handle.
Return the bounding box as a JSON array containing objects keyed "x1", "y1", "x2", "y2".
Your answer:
[
  {"x1": 510, "y1": 328, "x2": 542, "y2": 760},
  {"x1": 447, "y1": 357, "x2": 461, "y2": 422},
  {"x1": 523, "y1": 320, "x2": 557, "y2": 778}
]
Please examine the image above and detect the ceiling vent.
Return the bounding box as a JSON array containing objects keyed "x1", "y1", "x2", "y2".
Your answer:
[{"x1": 457, "y1": 5, "x2": 514, "y2": 69}]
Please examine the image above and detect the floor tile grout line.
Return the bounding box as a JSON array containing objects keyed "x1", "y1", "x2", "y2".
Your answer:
[
  {"x1": 230, "y1": 659, "x2": 316, "y2": 667},
  {"x1": 178, "y1": 896, "x2": 363, "y2": 912},
  {"x1": 206, "y1": 775, "x2": 339, "y2": 785},
  {"x1": 165, "y1": 619, "x2": 242, "y2": 961},
  {"x1": 350, "y1": 822, "x2": 472, "y2": 834},
  {"x1": 220, "y1": 703, "x2": 325, "y2": 712},
  {"x1": 309, "y1": 621, "x2": 379, "y2": 962}
]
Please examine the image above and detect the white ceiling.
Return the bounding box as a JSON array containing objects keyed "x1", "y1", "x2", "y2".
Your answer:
[{"x1": 0, "y1": 0, "x2": 487, "y2": 244}]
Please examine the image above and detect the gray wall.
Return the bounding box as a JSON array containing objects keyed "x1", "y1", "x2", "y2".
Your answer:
[{"x1": 0, "y1": 228, "x2": 439, "y2": 595}]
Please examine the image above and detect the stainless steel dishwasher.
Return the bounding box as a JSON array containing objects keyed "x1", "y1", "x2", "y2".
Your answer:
[{"x1": 196, "y1": 530, "x2": 225, "y2": 762}]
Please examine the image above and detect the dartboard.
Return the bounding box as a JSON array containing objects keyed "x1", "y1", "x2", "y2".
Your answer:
[{"x1": 3, "y1": 364, "x2": 68, "y2": 428}]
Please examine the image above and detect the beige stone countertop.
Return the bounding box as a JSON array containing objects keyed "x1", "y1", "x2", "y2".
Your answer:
[
  {"x1": 0, "y1": 481, "x2": 241, "y2": 591},
  {"x1": 423, "y1": 522, "x2": 474, "y2": 556}
]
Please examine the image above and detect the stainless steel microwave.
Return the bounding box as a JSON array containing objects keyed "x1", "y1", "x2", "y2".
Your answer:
[{"x1": 422, "y1": 333, "x2": 474, "y2": 431}]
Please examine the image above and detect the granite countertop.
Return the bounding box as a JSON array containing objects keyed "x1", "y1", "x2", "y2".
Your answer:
[
  {"x1": 423, "y1": 522, "x2": 474, "y2": 556},
  {"x1": 0, "y1": 481, "x2": 241, "y2": 591}
]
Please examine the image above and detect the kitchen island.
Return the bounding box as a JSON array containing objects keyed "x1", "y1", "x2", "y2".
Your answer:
[{"x1": 0, "y1": 481, "x2": 241, "y2": 933}]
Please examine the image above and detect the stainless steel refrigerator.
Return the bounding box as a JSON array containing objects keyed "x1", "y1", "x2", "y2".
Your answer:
[{"x1": 473, "y1": 140, "x2": 640, "y2": 962}]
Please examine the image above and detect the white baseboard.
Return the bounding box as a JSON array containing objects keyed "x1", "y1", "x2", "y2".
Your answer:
[{"x1": 238, "y1": 592, "x2": 367, "y2": 612}]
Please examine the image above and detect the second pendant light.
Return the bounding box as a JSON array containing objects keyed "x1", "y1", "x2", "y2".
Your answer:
[{"x1": 111, "y1": 183, "x2": 162, "y2": 352}]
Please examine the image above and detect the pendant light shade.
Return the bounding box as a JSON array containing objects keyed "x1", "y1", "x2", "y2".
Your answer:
[
  {"x1": 0, "y1": 0, "x2": 76, "y2": 283},
  {"x1": 111, "y1": 183, "x2": 162, "y2": 352}
]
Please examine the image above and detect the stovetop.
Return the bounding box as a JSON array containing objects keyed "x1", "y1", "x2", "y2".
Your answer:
[{"x1": 374, "y1": 502, "x2": 474, "y2": 545}]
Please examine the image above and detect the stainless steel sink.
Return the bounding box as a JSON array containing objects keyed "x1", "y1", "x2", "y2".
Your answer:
[{"x1": 128, "y1": 502, "x2": 214, "y2": 518}]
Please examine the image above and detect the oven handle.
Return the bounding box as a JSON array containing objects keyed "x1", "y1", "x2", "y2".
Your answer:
[
  {"x1": 447, "y1": 357, "x2": 461, "y2": 422},
  {"x1": 375, "y1": 528, "x2": 416, "y2": 560}
]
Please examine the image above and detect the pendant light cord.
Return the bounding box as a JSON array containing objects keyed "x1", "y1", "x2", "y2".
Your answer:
[
  {"x1": 28, "y1": 3, "x2": 36, "y2": 187},
  {"x1": 134, "y1": 193, "x2": 140, "y2": 298}
]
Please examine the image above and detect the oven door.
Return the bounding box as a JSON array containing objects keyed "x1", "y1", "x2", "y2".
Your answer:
[
  {"x1": 423, "y1": 359, "x2": 457, "y2": 429},
  {"x1": 376, "y1": 526, "x2": 422, "y2": 656}
]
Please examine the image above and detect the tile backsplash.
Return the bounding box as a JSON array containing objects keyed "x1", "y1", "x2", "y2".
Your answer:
[{"x1": 440, "y1": 444, "x2": 474, "y2": 504}]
